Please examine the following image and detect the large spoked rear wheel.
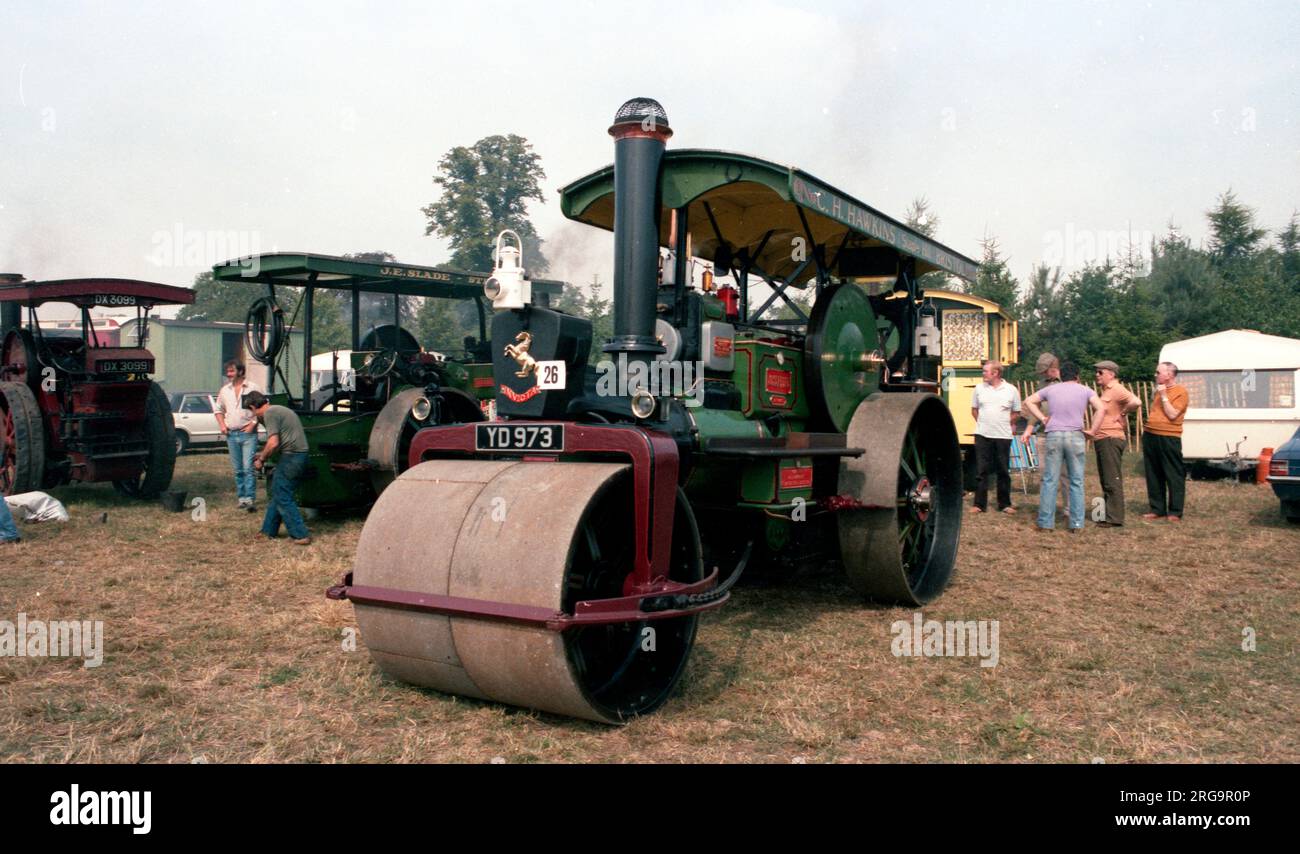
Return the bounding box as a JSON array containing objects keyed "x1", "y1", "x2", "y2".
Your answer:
[
  {"x1": 0, "y1": 381, "x2": 44, "y2": 497},
  {"x1": 113, "y1": 382, "x2": 178, "y2": 499},
  {"x1": 836, "y1": 393, "x2": 963, "y2": 605},
  {"x1": 353, "y1": 460, "x2": 702, "y2": 723}
]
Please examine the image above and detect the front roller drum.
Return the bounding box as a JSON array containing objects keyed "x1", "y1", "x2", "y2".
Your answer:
[
  {"x1": 352, "y1": 459, "x2": 702, "y2": 723},
  {"x1": 837, "y1": 393, "x2": 963, "y2": 605}
]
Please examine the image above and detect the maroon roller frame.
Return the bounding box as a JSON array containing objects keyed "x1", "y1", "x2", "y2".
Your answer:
[{"x1": 325, "y1": 420, "x2": 728, "y2": 630}]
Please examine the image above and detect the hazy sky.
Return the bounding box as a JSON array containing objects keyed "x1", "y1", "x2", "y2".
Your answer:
[{"x1": 2, "y1": 0, "x2": 1297, "y2": 311}]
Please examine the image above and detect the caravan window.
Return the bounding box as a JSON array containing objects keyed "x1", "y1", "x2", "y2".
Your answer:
[{"x1": 1181, "y1": 370, "x2": 1295, "y2": 409}]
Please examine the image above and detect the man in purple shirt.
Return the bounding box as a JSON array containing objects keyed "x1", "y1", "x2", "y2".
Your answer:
[{"x1": 1021, "y1": 361, "x2": 1105, "y2": 532}]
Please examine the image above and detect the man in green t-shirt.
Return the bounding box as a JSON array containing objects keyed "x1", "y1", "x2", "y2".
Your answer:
[{"x1": 245, "y1": 391, "x2": 311, "y2": 545}]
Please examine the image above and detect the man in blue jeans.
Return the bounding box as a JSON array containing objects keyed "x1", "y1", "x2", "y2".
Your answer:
[
  {"x1": 215, "y1": 360, "x2": 261, "y2": 512},
  {"x1": 245, "y1": 391, "x2": 312, "y2": 545},
  {"x1": 0, "y1": 495, "x2": 20, "y2": 544},
  {"x1": 1021, "y1": 361, "x2": 1105, "y2": 532}
]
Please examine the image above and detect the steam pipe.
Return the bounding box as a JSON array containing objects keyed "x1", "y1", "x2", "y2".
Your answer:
[{"x1": 605, "y1": 98, "x2": 672, "y2": 361}]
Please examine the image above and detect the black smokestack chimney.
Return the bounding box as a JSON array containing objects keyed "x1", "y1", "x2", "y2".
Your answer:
[
  {"x1": 605, "y1": 97, "x2": 671, "y2": 361},
  {"x1": 0, "y1": 274, "x2": 23, "y2": 332}
]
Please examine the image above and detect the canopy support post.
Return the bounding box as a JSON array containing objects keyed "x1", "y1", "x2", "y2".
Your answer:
[{"x1": 302, "y1": 274, "x2": 316, "y2": 411}]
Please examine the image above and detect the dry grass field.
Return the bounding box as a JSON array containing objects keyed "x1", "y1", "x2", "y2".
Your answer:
[{"x1": 1, "y1": 450, "x2": 1296, "y2": 763}]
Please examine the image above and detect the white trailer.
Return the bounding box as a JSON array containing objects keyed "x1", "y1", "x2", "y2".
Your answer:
[{"x1": 1158, "y1": 329, "x2": 1300, "y2": 468}]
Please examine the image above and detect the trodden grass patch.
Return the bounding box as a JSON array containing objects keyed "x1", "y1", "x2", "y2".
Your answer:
[{"x1": 0, "y1": 451, "x2": 1295, "y2": 762}]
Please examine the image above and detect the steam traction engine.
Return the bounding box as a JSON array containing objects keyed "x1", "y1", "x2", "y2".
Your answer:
[
  {"x1": 0, "y1": 276, "x2": 191, "y2": 497},
  {"x1": 332, "y1": 99, "x2": 975, "y2": 722}
]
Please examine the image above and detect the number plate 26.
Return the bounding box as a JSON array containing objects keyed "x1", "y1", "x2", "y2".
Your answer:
[{"x1": 475, "y1": 423, "x2": 564, "y2": 452}]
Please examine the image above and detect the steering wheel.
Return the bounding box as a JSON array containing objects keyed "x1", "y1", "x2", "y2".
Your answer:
[{"x1": 359, "y1": 349, "x2": 399, "y2": 380}]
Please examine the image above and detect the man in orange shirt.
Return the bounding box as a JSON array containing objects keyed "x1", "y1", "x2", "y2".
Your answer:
[
  {"x1": 1141, "y1": 361, "x2": 1189, "y2": 521},
  {"x1": 1085, "y1": 360, "x2": 1141, "y2": 527}
]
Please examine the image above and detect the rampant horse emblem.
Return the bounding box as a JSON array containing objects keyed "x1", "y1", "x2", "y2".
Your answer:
[{"x1": 504, "y1": 331, "x2": 537, "y2": 378}]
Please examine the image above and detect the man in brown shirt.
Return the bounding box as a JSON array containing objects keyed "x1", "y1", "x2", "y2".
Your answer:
[
  {"x1": 1085, "y1": 360, "x2": 1141, "y2": 526},
  {"x1": 1141, "y1": 361, "x2": 1189, "y2": 521}
]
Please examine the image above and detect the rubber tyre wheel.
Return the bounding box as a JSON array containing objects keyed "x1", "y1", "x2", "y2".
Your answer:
[
  {"x1": 113, "y1": 382, "x2": 178, "y2": 499},
  {"x1": 0, "y1": 381, "x2": 45, "y2": 497},
  {"x1": 175, "y1": 430, "x2": 189, "y2": 456}
]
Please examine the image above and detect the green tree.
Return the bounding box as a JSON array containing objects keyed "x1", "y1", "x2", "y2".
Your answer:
[
  {"x1": 178, "y1": 272, "x2": 253, "y2": 323},
  {"x1": 579, "y1": 274, "x2": 613, "y2": 364},
  {"x1": 906, "y1": 197, "x2": 953, "y2": 294},
  {"x1": 309, "y1": 290, "x2": 351, "y2": 354},
  {"x1": 1276, "y1": 212, "x2": 1300, "y2": 292},
  {"x1": 1009, "y1": 192, "x2": 1300, "y2": 386},
  {"x1": 1057, "y1": 263, "x2": 1164, "y2": 377},
  {"x1": 970, "y1": 237, "x2": 1019, "y2": 313},
  {"x1": 1012, "y1": 264, "x2": 1066, "y2": 380},
  {"x1": 1207, "y1": 190, "x2": 1268, "y2": 268},
  {"x1": 1140, "y1": 226, "x2": 1221, "y2": 337},
  {"x1": 552, "y1": 280, "x2": 587, "y2": 316},
  {"x1": 413, "y1": 297, "x2": 480, "y2": 357},
  {"x1": 421, "y1": 134, "x2": 549, "y2": 274}
]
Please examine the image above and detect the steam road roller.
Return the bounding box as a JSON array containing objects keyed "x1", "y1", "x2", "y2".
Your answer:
[
  {"x1": 209, "y1": 253, "x2": 569, "y2": 508},
  {"x1": 0, "y1": 276, "x2": 193, "y2": 497},
  {"x1": 329, "y1": 98, "x2": 976, "y2": 722}
]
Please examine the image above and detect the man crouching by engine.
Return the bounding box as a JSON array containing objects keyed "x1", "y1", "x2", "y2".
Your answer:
[{"x1": 246, "y1": 391, "x2": 312, "y2": 545}]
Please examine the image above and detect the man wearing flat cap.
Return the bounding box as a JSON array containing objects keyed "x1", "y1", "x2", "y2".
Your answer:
[
  {"x1": 1035, "y1": 352, "x2": 1061, "y2": 384},
  {"x1": 1085, "y1": 360, "x2": 1141, "y2": 527}
]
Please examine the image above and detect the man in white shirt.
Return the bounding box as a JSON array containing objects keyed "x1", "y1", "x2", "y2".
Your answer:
[
  {"x1": 970, "y1": 359, "x2": 1022, "y2": 514},
  {"x1": 214, "y1": 360, "x2": 261, "y2": 511}
]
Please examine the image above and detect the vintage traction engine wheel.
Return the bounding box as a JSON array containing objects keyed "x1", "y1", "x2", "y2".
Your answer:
[
  {"x1": 352, "y1": 459, "x2": 703, "y2": 723},
  {"x1": 366, "y1": 387, "x2": 485, "y2": 496},
  {"x1": 0, "y1": 381, "x2": 44, "y2": 497},
  {"x1": 836, "y1": 393, "x2": 963, "y2": 605},
  {"x1": 1, "y1": 329, "x2": 40, "y2": 390},
  {"x1": 113, "y1": 381, "x2": 178, "y2": 499}
]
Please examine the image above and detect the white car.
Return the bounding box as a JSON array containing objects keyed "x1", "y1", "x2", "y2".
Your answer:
[{"x1": 169, "y1": 391, "x2": 265, "y2": 454}]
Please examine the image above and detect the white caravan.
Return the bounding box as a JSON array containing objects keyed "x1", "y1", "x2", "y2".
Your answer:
[{"x1": 1158, "y1": 329, "x2": 1300, "y2": 468}]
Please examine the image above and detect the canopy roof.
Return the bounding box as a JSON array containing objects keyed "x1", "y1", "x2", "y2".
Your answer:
[
  {"x1": 0, "y1": 278, "x2": 194, "y2": 308},
  {"x1": 559, "y1": 149, "x2": 978, "y2": 283},
  {"x1": 213, "y1": 253, "x2": 564, "y2": 301},
  {"x1": 925, "y1": 289, "x2": 1016, "y2": 319},
  {"x1": 1159, "y1": 330, "x2": 1300, "y2": 371}
]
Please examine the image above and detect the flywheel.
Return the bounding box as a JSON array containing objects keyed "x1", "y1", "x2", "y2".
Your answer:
[{"x1": 805, "y1": 283, "x2": 884, "y2": 432}]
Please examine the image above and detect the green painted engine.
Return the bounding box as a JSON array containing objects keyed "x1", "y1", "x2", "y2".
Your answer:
[{"x1": 339, "y1": 98, "x2": 976, "y2": 723}]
